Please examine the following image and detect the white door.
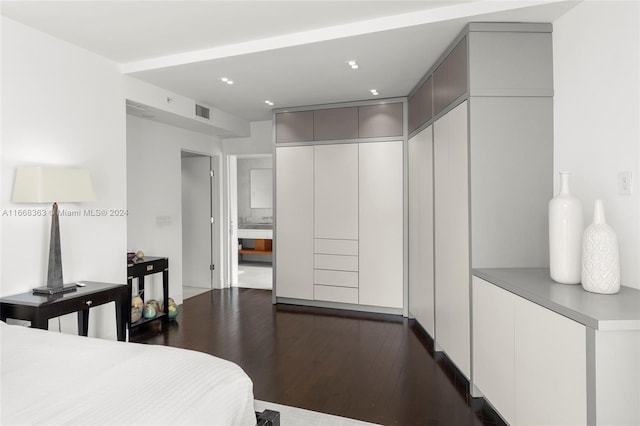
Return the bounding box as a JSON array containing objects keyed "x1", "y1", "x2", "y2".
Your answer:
[
  {"x1": 314, "y1": 144, "x2": 359, "y2": 240},
  {"x1": 434, "y1": 100, "x2": 470, "y2": 378},
  {"x1": 275, "y1": 146, "x2": 314, "y2": 299},
  {"x1": 408, "y1": 126, "x2": 435, "y2": 334},
  {"x1": 181, "y1": 155, "x2": 213, "y2": 289},
  {"x1": 359, "y1": 140, "x2": 404, "y2": 308}
]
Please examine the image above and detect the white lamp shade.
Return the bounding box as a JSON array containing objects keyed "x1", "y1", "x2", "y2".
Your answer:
[{"x1": 12, "y1": 167, "x2": 96, "y2": 203}]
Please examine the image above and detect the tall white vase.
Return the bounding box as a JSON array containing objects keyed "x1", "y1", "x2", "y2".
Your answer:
[
  {"x1": 581, "y1": 199, "x2": 620, "y2": 294},
  {"x1": 549, "y1": 172, "x2": 583, "y2": 284}
]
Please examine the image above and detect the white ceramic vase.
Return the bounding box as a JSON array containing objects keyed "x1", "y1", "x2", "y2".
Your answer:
[
  {"x1": 549, "y1": 172, "x2": 583, "y2": 284},
  {"x1": 581, "y1": 199, "x2": 620, "y2": 294}
]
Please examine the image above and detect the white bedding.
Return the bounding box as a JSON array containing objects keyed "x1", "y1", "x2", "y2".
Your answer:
[{"x1": 0, "y1": 321, "x2": 255, "y2": 425}]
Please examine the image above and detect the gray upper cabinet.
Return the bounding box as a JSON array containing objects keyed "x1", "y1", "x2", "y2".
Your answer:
[
  {"x1": 468, "y1": 26, "x2": 552, "y2": 96},
  {"x1": 276, "y1": 102, "x2": 405, "y2": 143},
  {"x1": 433, "y1": 60, "x2": 449, "y2": 116},
  {"x1": 408, "y1": 75, "x2": 433, "y2": 133},
  {"x1": 447, "y1": 37, "x2": 468, "y2": 104},
  {"x1": 433, "y1": 37, "x2": 468, "y2": 116},
  {"x1": 358, "y1": 103, "x2": 403, "y2": 138},
  {"x1": 314, "y1": 107, "x2": 359, "y2": 141},
  {"x1": 410, "y1": 23, "x2": 553, "y2": 135},
  {"x1": 275, "y1": 111, "x2": 314, "y2": 143}
]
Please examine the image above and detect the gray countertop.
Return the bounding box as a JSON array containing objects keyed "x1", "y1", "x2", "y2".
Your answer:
[{"x1": 473, "y1": 268, "x2": 640, "y2": 331}]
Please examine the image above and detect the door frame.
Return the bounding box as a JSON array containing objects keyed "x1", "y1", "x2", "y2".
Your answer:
[
  {"x1": 180, "y1": 150, "x2": 222, "y2": 291},
  {"x1": 226, "y1": 153, "x2": 273, "y2": 288}
]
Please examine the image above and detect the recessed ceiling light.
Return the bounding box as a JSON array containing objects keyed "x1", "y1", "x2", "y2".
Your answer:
[
  {"x1": 265, "y1": 100, "x2": 274, "y2": 106},
  {"x1": 370, "y1": 89, "x2": 379, "y2": 96},
  {"x1": 346, "y1": 60, "x2": 359, "y2": 69},
  {"x1": 220, "y1": 77, "x2": 234, "y2": 85}
]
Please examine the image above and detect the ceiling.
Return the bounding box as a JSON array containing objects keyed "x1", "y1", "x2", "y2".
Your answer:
[{"x1": 1, "y1": 1, "x2": 579, "y2": 127}]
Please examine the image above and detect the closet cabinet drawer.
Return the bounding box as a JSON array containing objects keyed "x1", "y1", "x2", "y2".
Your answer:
[
  {"x1": 314, "y1": 285, "x2": 358, "y2": 304},
  {"x1": 314, "y1": 254, "x2": 358, "y2": 271},
  {"x1": 314, "y1": 270, "x2": 358, "y2": 288},
  {"x1": 314, "y1": 239, "x2": 358, "y2": 256}
]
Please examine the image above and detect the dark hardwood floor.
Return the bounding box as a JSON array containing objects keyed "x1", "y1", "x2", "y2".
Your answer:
[{"x1": 131, "y1": 288, "x2": 500, "y2": 426}]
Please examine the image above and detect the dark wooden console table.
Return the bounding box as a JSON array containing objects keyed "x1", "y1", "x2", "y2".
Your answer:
[
  {"x1": 127, "y1": 256, "x2": 169, "y2": 330},
  {"x1": 0, "y1": 281, "x2": 127, "y2": 341}
]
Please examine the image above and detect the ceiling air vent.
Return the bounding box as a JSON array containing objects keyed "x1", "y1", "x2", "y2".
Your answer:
[{"x1": 195, "y1": 104, "x2": 210, "y2": 120}]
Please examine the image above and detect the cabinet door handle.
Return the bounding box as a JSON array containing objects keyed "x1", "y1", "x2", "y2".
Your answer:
[{"x1": 85, "y1": 300, "x2": 93, "y2": 306}]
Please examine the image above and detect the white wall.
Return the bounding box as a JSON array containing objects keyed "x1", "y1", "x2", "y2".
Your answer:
[
  {"x1": 553, "y1": 0, "x2": 640, "y2": 289},
  {"x1": 126, "y1": 115, "x2": 224, "y2": 303},
  {"x1": 223, "y1": 120, "x2": 273, "y2": 156},
  {"x1": 0, "y1": 17, "x2": 127, "y2": 337}
]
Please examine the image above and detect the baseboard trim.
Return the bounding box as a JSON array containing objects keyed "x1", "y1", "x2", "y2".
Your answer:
[{"x1": 275, "y1": 297, "x2": 403, "y2": 316}]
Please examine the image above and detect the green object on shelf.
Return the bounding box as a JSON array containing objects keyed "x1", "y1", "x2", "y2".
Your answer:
[
  {"x1": 143, "y1": 303, "x2": 156, "y2": 319},
  {"x1": 168, "y1": 303, "x2": 179, "y2": 319}
]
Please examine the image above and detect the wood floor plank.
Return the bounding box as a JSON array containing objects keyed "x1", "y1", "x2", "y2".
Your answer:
[{"x1": 131, "y1": 288, "x2": 491, "y2": 425}]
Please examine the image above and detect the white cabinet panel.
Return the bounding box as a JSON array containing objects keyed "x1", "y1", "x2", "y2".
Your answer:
[
  {"x1": 473, "y1": 276, "x2": 588, "y2": 426},
  {"x1": 434, "y1": 101, "x2": 470, "y2": 378},
  {"x1": 314, "y1": 285, "x2": 358, "y2": 304},
  {"x1": 595, "y1": 330, "x2": 640, "y2": 426},
  {"x1": 275, "y1": 146, "x2": 314, "y2": 300},
  {"x1": 472, "y1": 277, "x2": 515, "y2": 424},
  {"x1": 314, "y1": 239, "x2": 358, "y2": 256},
  {"x1": 514, "y1": 296, "x2": 587, "y2": 426},
  {"x1": 408, "y1": 125, "x2": 435, "y2": 335},
  {"x1": 314, "y1": 144, "x2": 359, "y2": 240},
  {"x1": 314, "y1": 254, "x2": 358, "y2": 272},
  {"x1": 358, "y1": 141, "x2": 404, "y2": 309},
  {"x1": 314, "y1": 270, "x2": 358, "y2": 288}
]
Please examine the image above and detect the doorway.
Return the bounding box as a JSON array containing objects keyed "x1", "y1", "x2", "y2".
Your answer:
[
  {"x1": 228, "y1": 154, "x2": 273, "y2": 290},
  {"x1": 181, "y1": 151, "x2": 215, "y2": 299}
]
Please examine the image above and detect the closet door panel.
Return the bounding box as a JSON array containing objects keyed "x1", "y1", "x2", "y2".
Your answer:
[
  {"x1": 358, "y1": 140, "x2": 404, "y2": 308},
  {"x1": 408, "y1": 125, "x2": 435, "y2": 335},
  {"x1": 434, "y1": 101, "x2": 470, "y2": 378},
  {"x1": 275, "y1": 146, "x2": 314, "y2": 299},
  {"x1": 314, "y1": 144, "x2": 359, "y2": 240}
]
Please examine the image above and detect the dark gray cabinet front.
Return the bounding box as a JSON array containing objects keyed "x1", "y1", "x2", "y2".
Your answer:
[
  {"x1": 433, "y1": 37, "x2": 468, "y2": 116},
  {"x1": 313, "y1": 107, "x2": 359, "y2": 141},
  {"x1": 275, "y1": 111, "x2": 314, "y2": 143},
  {"x1": 409, "y1": 75, "x2": 433, "y2": 133},
  {"x1": 433, "y1": 60, "x2": 448, "y2": 116},
  {"x1": 276, "y1": 102, "x2": 405, "y2": 143},
  {"x1": 447, "y1": 37, "x2": 468, "y2": 104},
  {"x1": 358, "y1": 103, "x2": 403, "y2": 138}
]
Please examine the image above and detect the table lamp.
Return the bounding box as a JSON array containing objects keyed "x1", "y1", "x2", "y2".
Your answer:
[{"x1": 12, "y1": 166, "x2": 96, "y2": 295}]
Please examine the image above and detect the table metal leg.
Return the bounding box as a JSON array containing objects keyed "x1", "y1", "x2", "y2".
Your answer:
[
  {"x1": 163, "y1": 268, "x2": 169, "y2": 321},
  {"x1": 115, "y1": 289, "x2": 126, "y2": 341},
  {"x1": 77, "y1": 309, "x2": 89, "y2": 336}
]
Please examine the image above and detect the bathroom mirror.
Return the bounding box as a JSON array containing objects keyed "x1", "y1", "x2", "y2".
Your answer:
[{"x1": 250, "y1": 168, "x2": 273, "y2": 209}]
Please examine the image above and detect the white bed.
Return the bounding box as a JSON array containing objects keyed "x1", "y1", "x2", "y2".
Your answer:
[{"x1": 0, "y1": 321, "x2": 256, "y2": 425}]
